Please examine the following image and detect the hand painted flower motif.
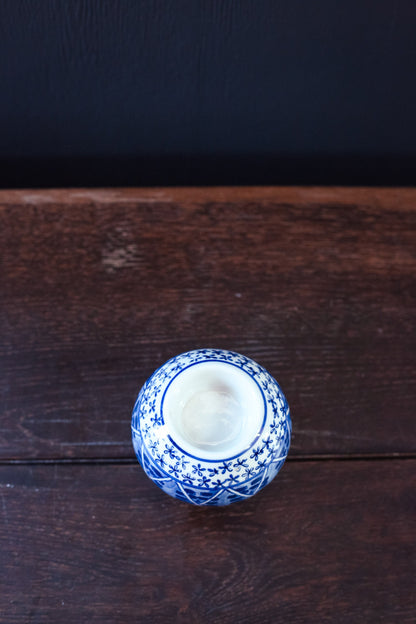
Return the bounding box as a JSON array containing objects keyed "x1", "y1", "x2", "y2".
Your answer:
[
  {"x1": 155, "y1": 452, "x2": 166, "y2": 467},
  {"x1": 153, "y1": 384, "x2": 162, "y2": 397},
  {"x1": 163, "y1": 444, "x2": 178, "y2": 460},
  {"x1": 262, "y1": 436, "x2": 273, "y2": 450},
  {"x1": 211, "y1": 479, "x2": 224, "y2": 488},
  {"x1": 148, "y1": 440, "x2": 158, "y2": 452},
  {"x1": 219, "y1": 461, "x2": 233, "y2": 474},
  {"x1": 208, "y1": 467, "x2": 219, "y2": 477},
  {"x1": 243, "y1": 467, "x2": 256, "y2": 479},
  {"x1": 233, "y1": 458, "x2": 248, "y2": 471},
  {"x1": 269, "y1": 420, "x2": 280, "y2": 435},
  {"x1": 198, "y1": 476, "x2": 211, "y2": 488},
  {"x1": 168, "y1": 463, "x2": 182, "y2": 478},
  {"x1": 192, "y1": 463, "x2": 206, "y2": 477},
  {"x1": 226, "y1": 474, "x2": 239, "y2": 485},
  {"x1": 150, "y1": 413, "x2": 163, "y2": 426},
  {"x1": 250, "y1": 446, "x2": 264, "y2": 460}
]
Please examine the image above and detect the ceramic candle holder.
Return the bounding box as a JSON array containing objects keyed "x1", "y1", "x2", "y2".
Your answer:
[{"x1": 131, "y1": 349, "x2": 291, "y2": 506}]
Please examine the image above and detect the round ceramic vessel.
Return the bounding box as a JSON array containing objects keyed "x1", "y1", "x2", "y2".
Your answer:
[{"x1": 131, "y1": 349, "x2": 291, "y2": 506}]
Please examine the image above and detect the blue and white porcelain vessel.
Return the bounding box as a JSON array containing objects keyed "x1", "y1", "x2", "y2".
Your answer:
[{"x1": 131, "y1": 349, "x2": 291, "y2": 506}]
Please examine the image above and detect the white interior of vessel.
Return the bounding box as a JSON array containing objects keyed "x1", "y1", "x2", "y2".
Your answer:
[{"x1": 163, "y1": 361, "x2": 264, "y2": 460}]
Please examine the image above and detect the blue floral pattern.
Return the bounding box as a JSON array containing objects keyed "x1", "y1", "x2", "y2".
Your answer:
[{"x1": 131, "y1": 349, "x2": 291, "y2": 506}]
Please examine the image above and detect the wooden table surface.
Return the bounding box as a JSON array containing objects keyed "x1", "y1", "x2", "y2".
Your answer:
[{"x1": 1, "y1": 187, "x2": 415, "y2": 623}]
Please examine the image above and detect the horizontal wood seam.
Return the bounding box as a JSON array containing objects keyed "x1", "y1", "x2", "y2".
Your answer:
[{"x1": 0, "y1": 453, "x2": 415, "y2": 466}]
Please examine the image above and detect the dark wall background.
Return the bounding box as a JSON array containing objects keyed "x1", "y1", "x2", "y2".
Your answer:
[{"x1": 0, "y1": 0, "x2": 415, "y2": 187}]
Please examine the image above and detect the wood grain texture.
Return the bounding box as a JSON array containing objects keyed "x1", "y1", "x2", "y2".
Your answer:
[
  {"x1": 1, "y1": 187, "x2": 415, "y2": 459},
  {"x1": 0, "y1": 460, "x2": 414, "y2": 623}
]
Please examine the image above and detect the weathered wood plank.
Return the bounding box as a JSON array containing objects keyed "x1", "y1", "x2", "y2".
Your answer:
[
  {"x1": 1, "y1": 188, "x2": 415, "y2": 458},
  {"x1": 0, "y1": 460, "x2": 414, "y2": 623}
]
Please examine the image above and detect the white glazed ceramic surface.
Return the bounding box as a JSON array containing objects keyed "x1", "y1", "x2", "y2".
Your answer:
[{"x1": 131, "y1": 349, "x2": 291, "y2": 505}]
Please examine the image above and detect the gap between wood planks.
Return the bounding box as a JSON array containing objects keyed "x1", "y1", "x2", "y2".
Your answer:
[{"x1": 0, "y1": 453, "x2": 414, "y2": 466}]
